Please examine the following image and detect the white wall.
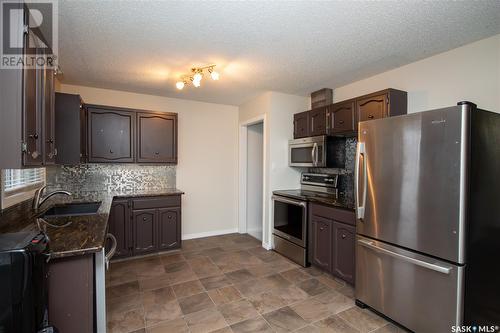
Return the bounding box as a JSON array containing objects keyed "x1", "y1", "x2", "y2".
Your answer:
[
  {"x1": 238, "y1": 91, "x2": 309, "y2": 247},
  {"x1": 332, "y1": 34, "x2": 500, "y2": 113},
  {"x1": 58, "y1": 84, "x2": 239, "y2": 239},
  {"x1": 246, "y1": 122, "x2": 263, "y2": 240}
]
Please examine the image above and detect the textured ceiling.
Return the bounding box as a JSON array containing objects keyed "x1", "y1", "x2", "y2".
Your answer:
[{"x1": 58, "y1": 1, "x2": 500, "y2": 106}]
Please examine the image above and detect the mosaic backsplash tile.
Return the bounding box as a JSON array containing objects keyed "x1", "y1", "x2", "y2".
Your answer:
[
  {"x1": 309, "y1": 137, "x2": 357, "y2": 206},
  {"x1": 46, "y1": 164, "x2": 176, "y2": 196}
]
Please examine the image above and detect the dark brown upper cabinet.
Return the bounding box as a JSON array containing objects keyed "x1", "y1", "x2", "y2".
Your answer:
[
  {"x1": 356, "y1": 89, "x2": 407, "y2": 122},
  {"x1": 327, "y1": 100, "x2": 356, "y2": 135},
  {"x1": 293, "y1": 111, "x2": 310, "y2": 138},
  {"x1": 309, "y1": 107, "x2": 328, "y2": 137},
  {"x1": 0, "y1": 4, "x2": 57, "y2": 169},
  {"x1": 87, "y1": 107, "x2": 135, "y2": 163},
  {"x1": 137, "y1": 112, "x2": 177, "y2": 163},
  {"x1": 55, "y1": 93, "x2": 88, "y2": 165}
]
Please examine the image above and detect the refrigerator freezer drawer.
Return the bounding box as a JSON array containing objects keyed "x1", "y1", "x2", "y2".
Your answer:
[{"x1": 355, "y1": 236, "x2": 464, "y2": 333}]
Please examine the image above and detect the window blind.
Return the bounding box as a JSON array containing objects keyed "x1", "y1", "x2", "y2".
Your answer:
[{"x1": 3, "y1": 168, "x2": 45, "y2": 193}]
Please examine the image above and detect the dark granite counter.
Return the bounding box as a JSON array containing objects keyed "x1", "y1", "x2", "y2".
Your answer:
[
  {"x1": 0, "y1": 188, "x2": 184, "y2": 259},
  {"x1": 273, "y1": 189, "x2": 355, "y2": 211}
]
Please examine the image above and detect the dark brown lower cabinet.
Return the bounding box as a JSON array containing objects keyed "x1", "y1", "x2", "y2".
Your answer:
[
  {"x1": 48, "y1": 254, "x2": 94, "y2": 333},
  {"x1": 309, "y1": 203, "x2": 356, "y2": 284},
  {"x1": 107, "y1": 195, "x2": 182, "y2": 259}
]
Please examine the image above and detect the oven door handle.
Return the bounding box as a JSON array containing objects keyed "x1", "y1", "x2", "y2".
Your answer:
[{"x1": 272, "y1": 195, "x2": 307, "y2": 208}]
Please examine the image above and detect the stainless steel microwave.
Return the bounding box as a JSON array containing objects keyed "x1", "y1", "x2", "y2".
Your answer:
[{"x1": 288, "y1": 136, "x2": 345, "y2": 168}]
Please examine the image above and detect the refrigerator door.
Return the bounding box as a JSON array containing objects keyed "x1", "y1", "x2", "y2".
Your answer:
[
  {"x1": 356, "y1": 106, "x2": 469, "y2": 263},
  {"x1": 356, "y1": 235, "x2": 464, "y2": 333}
]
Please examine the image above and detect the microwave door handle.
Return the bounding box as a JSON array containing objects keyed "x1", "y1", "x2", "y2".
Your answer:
[
  {"x1": 314, "y1": 142, "x2": 319, "y2": 166},
  {"x1": 310, "y1": 144, "x2": 316, "y2": 166},
  {"x1": 355, "y1": 142, "x2": 367, "y2": 220}
]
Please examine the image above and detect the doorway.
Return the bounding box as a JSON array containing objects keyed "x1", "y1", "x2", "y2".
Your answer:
[{"x1": 246, "y1": 121, "x2": 264, "y2": 240}]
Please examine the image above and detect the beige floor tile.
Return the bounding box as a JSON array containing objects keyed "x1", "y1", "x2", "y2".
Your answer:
[
  {"x1": 279, "y1": 268, "x2": 311, "y2": 284},
  {"x1": 200, "y1": 274, "x2": 233, "y2": 290},
  {"x1": 107, "y1": 307, "x2": 145, "y2": 333},
  {"x1": 107, "y1": 293, "x2": 142, "y2": 314},
  {"x1": 314, "y1": 290, "x2": 355, "y2": 315},
  {"x1": 230, "y1": 316, "x2": 273, "y2": 333},
  {"x1": 159, "y1": 253, "x2": 185, "y2": 265},
  {"x1": 297, "y1": 278, "x2": 330, "y2": 296},
  {"x1": 141, "y1": 286, "x2": 176, "y2": 306},
  {"x1": 171, "y1": 280, "x2": 205, "y2": 298},
  {"x1": 184, "y1": 308, "x2": 229, "y2": 333},
  {"x1": 189, "y1": 256, "x2": 224, "y2": 278},
  {"x1": 139, "y1": 275, "x2": 171, "y2": 292},
  {"x1": 144, "y1": 299, "x2": 182, "y2": 327},
  {"x1": 178, "y1": 292, "x2": 215, "y2": 315},
  {"x1": 337, "y1": 307, "x2": 388, "y2": 333},
  {"x1": 208, "y1": 286, "x2": 243, "y2": 305},
  {"x1": 246, "y1": 291, "x2": 287, "y2": 314},
  {"x1": 315, "y1": 314, "x2": 360, "y2": 333},
  {"x1": 263, "y1": 306, "x2": 308, "y2": 333},
  {"x1": 272, "y1": 284, "x2": 309, "y2": 305},
  {"x1": 146, "y1": 318, "x2": 188, "y2": 333},
  {"x1": 290, "y1": 298, "x2": 331, "y2": 322},
  {"x1": 218, "y1": 299, "x2": 260, "y2": 325},
  {"x1": 225, "y1": 269, "x2": 255, "y2": 283},
  {"x1": 106, "y1": 281, "x2": 140, "y2": 299}
]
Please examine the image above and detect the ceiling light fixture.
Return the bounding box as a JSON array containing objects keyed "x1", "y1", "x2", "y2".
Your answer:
[{"x1": 175, "y1": 64, "x2": 219, "y2": 90}]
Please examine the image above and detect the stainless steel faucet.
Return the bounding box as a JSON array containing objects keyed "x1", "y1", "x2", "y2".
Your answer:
[{"x1": 32, "y1": 185, "x2": 72, "y2": 211}]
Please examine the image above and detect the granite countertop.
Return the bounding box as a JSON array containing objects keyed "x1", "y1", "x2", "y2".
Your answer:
[{"x1": 0, "y1": 188, "x2": 184, "y2": 259}]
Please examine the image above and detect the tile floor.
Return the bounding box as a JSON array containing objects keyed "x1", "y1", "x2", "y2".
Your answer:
[{"x1": 106, "y1": 233, "x2": 407, "y2": 333}]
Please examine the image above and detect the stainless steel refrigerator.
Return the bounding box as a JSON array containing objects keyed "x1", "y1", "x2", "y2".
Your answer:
[{"x1": 355, "y1": 102, "x2": 500, "y2": 333}]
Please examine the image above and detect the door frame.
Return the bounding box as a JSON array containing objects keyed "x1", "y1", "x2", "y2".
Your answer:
[{"x1": 238, "y1": 114, "x2": 269, "y2": 248}]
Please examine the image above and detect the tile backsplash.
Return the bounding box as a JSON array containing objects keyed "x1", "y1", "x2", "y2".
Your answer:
[
  {"x1": 46, "y1": 164, "x2": 176, "y2": 195},
  {"x1": 309, "y1": 137, "x2": 357, "y2": 203}
]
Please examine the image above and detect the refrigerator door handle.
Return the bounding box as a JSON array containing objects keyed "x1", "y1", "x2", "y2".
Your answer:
[
  {"x1": 358, "y1": 239, "x2": 452, "y2": 274},
  {"x1": 355, "y1": 142, "x2": 367, "y2": 220}
]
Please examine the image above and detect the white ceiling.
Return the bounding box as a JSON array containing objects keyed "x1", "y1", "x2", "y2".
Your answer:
[{"x1": 58, "y1": 1, "x2": 500, "y2": 106}]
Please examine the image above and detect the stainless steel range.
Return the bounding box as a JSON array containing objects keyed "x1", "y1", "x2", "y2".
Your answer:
[{"x1": 272, "y1": 173, "x2": 341, "y2": 266}]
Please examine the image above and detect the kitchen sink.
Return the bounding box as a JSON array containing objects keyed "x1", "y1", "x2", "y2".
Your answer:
[{"x1": 42, "y1": 202, "x2": 102, "y2": 217}]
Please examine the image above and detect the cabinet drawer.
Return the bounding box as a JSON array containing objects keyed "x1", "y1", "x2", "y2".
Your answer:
[
  {"x1": 309, "y1": 203, "x2": 355, "y2": 226},
  {"x1": 132, "y1": 195, "x2": 181, "y2": 209}
]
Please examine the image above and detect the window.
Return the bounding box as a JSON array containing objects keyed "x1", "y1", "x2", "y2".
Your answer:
[{"x1": 1, "y1": 168, "x2": 46, "y2": 209}]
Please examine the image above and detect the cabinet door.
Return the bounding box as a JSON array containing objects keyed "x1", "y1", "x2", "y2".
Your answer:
[
  {"x1": 332, "y1": 222, "x2": 355, "y2": 284},
  {"x1": 42, "y1": 67, "x2": 56, "y2": 165},
  {"x1": 88, "y1": 108, "x2": 135, "y2": 162},
  {"x1": 309, "y1": 107, "x2": 327, "y2": 136},
  {"x1": 137, "y1": 112, "x2": 177, "y2": 163},
  {"x1": 22, "y1": 30, "x2": 43, "y2": 166},
  {"x1": 356, "y1": 93, "x2": 388, "y2": 122},
  {"x1": 157, "y1": 208, "x2": 180, "y2": 250},
  {"x1": 132, "y1": 209, "x2": 157, "y2": 254},
  {"x1": 310, "y1": 216, "x2": 332, "y2": 272},
  {"x1": 329, "y1": 101, "x2": 355, "y2": 134},
  {"x1": 293, "y1": 111, "x2": 310, "y2": 138},
  {"x1": 108, "y1": 199, "x2": 131, "y2": 258}
]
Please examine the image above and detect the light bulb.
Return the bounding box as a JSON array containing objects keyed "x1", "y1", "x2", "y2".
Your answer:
[
  {"x1": 210, "y1": 70, "x2": 220, "y2": 81},
  {"x1": 193, "y1": 72, "x2": 202, "y2": 82},
  {"x1": 176, "y1": 81, "x2": 185, "y2": 90},
  {"x1": 193, "y1": 79, "x2": 201, "y2": 88}
]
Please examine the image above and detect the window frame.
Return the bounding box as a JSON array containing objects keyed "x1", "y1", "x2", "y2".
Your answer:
[{"x1": 1, "y1": 168, "x2": 46, "y2": 210}]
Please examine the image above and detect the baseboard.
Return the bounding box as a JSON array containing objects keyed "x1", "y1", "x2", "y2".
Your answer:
[
  {"x1": 182, "y1": 228, "x2": 239, "y2": 240},
  {"x1": 262, "y1": 241, "x2": 273, "y2": 250}
]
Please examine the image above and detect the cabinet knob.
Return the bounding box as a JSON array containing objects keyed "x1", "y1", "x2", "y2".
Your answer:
[
  {"x1": 320, "y1": 227, "x2": 325, "y2": 231},
  {"x1": 368, "y1": 115, "x2": 374, "y2": 119},
  {"x1": 29, "y1": 133, "x2": 39, "y2": 140},
  {"x1": 342, "y1": 234, "x2": 346, "y2": 239},
  {"x1": 168, "y1": 215, "x2": 172, "y2": 219},
  {"x1": 339, "y1": 120, "x2": 344, "y2": 124},
  {"x1": 110, "y1": 149, "x2": 114, "y2": 154},
  {"x1": 47, "y1": 139, "x2": 54, "y2": 144},
  {"x1": 143, "y1": 217, "x2": 147, "y2": 221},
  {"x1": 155, "y1": 152, "x2": 159, "y2": 155}
]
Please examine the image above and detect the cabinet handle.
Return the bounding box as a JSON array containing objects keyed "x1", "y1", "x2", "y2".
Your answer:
[
  {"x1": 342, "y1": 234, "x2": 346, "y2": 239},
  {"x1": 47, "y1": 139, "x2": 54, "y2": 144},
  {"x1": 168, "y1": 215, "x2": 172, "y2": 219},
  {"x1": 155, "y1": 152, "x2": 159, "y2": 155},
  {"x1": 339, "y1": 120, "x2": 344, "y2": 124},
  {"x1": 168, "y1": 242, "x2": 177, "y2": 247},
  {"x1": 110, "y1": 149, "x2": 114, "y2": 154},
  {"x1": 29, "y1": 133, "x2": 39, "y2": 140},
  {"x1": 368, "y1": 115, "x2": 374, "y2": 119},
  {"x1": 320, "y1": 227, "x2": 325, "y2": 231},
  {"x1": 143, "y1": 217, "x2": 147, "y2": 221}
]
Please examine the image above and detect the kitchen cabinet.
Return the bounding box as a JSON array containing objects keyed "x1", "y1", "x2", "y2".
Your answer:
[
  {"x1": 157, "y1": 208, "x2": 181, "y2": 250},
  {"x1": 87, "y1": 106, "x2": 135, "y2": 163},
  {"x1": 107, "y1": 199, "x2": 131, "y2": 258},
  {"x1": 107, "y1": 194, "x2": 182, "y2": 259},
  {"x1": 332, "y1": 222, "x2": 355, "y2": 284},
  {"x1": 55, "y1": 93, "x2": 88, "y2": 164},
  {"x1": 310, "y1": 107, "x2": 328, "y2": 136},
  {"x1": 308, "y1": 203, "x2": 356, "y2": 284},
  {"x1": 132, "y1": 209, "x2": 157, "y2": 254},
  {"x1": 328, "y1": 100, "x2": 356, "y2": 135},
  {"x1": 0, "y1": 4, "x2": 57, "y2": 168},
  {"x1": 137, "y1": 112, "x2": 177, "y2": 163},
  {"x1": 310, "y1": 215, "x2": 333, "y2": 272},
  {"x1": 356, "y1": 89, "x2": 407, "y2": 122},
  {"x1": 294, "y1": 111, "x2": 310, "y2": 138}
]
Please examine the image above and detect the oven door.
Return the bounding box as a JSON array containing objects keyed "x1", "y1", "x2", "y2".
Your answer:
[
  {"x1": 272, "y1": 195, "x2": 307, "y2": 247},
  {"x1": 289, "y1": 138, "x2": 326, "y2": 167}
]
